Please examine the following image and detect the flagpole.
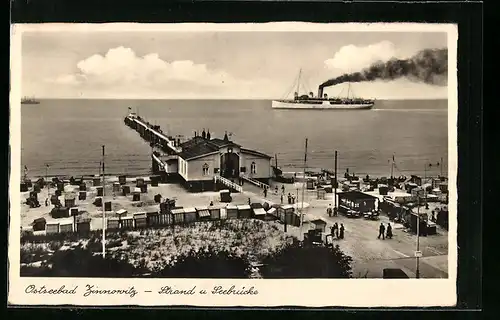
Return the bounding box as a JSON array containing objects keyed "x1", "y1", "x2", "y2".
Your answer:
[
  {"x1": 299, "y1": 138, "x2": 308, "y2": 238},
  {"x1": 102, "y1": 145, "x2": 106, "y2": 258}
]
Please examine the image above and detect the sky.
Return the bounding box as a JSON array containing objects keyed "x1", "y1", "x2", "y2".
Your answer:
[{"x1": 20, "y1": 30, "x2": 448, "y2": 99}]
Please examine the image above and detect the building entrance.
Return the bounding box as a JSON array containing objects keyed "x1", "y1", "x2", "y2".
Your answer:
[{"x1": 221, "y1": 152, "x2": 239, "y2": 178}]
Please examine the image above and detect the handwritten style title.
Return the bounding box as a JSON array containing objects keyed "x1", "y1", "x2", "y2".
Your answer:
[{"x1": 24, "y1": 284, "x2": 259, "y2": 298}]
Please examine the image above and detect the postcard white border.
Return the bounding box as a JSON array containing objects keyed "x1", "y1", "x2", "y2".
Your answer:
[{"x1": 9, "y1": 22, "x2": 458, "y2": 307}]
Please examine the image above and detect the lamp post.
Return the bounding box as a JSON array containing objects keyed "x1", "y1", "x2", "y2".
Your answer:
[{"x1": 416, "y1": 196, "x2": 421, "y2": 279}]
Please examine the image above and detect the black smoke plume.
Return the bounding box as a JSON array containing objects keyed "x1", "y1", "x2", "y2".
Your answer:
[{"x1": 319, "y1": 48, "x2": 448, "y2": 90}]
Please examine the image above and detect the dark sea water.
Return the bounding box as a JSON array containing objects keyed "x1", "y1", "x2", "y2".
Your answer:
[{"x1": 20, "y1": 99, "x2": 448, "y2": 178}]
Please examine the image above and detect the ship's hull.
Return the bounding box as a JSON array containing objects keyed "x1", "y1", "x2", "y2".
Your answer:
[{"x1": 272, "y1": 100, "x2": 374, "y2": 110}]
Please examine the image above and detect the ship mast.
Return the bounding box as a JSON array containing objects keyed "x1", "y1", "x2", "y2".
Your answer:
[{"x1": 296, "y1": 69, "x2": 302, "y2": 95}]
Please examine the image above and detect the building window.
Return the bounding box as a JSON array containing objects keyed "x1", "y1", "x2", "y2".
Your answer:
[
  {"x1": 203, "y1": 163, "x2": 210, "y2": 176},
  {"x1": 251, "y1": 162, "x2": 256, "y2": 174}
]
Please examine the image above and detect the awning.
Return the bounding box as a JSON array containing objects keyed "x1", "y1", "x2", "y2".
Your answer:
[{"x1": 197, "y1": 209, "x2": 210, "y2": 218}]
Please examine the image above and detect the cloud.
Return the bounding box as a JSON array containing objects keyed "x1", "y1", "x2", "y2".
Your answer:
[
  {"x1": 324, "y1": 41, "x2": 405, "y2": 72},
  {"x1": 49, "y1": 46, "x2": 241, "y2": 94}
]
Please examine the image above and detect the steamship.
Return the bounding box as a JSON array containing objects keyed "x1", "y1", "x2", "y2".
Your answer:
[
  {"x1": 21, "y1": 96, "x2": 40, "y2": 105},
  {"x1": 272, "y1": 70, "x2": 375, "y2": 110}
]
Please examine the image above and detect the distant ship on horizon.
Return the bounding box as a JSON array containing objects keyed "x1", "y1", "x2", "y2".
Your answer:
[
  {"x1": 21, "y1": 96, "x2": 40, "y2": 105},
  {"x1": 272, "y1": 69, "x2": 375, "y2": 110}
]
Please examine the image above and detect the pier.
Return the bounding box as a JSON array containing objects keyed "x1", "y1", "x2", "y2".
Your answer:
[{"x1": 124, "y1": 111, "x2": 273, "y2": 193}]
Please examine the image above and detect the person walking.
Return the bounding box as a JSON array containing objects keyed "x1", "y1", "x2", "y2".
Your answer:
[
  {"x1": 327, "y1": 203, "x2": 333, "y2": 217},
  {"x1": 281, "y1": 184, "x2": 285, "y2": 195},
  {"x1": 280, "y1": 194, "x2": 284, "y2": 204},
  {"x1": 287, "y1": 193, "x2": 291, "y2": 204},
  {"x1": 386, "y1": 223, "x2": 393, "y2": 239},
  {"x1": 378, "y1": 223, "x2": 386, "y2": 240},
  {"x1": 339, "y1": 223, "x2": 345, "y2": 239},
  {"x1": 263, "y1": 187, "x2": 267, "y2": 198},
  {"x1": 274, "y1": 185, "x2": 279, "y2": 195},
  {"x1": 333, "y1": 222, "x2": 339, "y2": 239}
]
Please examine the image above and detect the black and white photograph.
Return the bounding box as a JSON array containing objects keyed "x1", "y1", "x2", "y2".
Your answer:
[{"x1": 9, "y1": 23, "x2": 458, "y2": 307}]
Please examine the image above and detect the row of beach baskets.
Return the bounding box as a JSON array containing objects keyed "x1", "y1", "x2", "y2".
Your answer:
[{"x1": 28, "y1": 203, "x2": 300, "y2": 235}]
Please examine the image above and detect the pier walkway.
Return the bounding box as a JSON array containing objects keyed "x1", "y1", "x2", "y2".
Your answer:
[{"x1": 125, "y1": 114, "x2": 181, "y2": 154}]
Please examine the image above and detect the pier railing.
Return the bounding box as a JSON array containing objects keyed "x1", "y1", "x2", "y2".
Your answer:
[
  {"x1": 241, "y1": 175, "x2": 269, "y2": 190},
  {"x1": 214, "y1": 175, "x2": 243, "y2": 192}
]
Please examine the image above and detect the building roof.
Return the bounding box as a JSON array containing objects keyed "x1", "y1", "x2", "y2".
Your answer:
[
  {"x1": 178, "y1": 136, "x2": 270, "y2": 161},
  {"x1": 241, "y1": 148, "x2": 272, "y2": 159},
  {"x1": 178, "y1": 141, "x2": 219, "y2": 160},
  {"x1": 338, "y1": 190, "x2": 379, "y2": 201}
]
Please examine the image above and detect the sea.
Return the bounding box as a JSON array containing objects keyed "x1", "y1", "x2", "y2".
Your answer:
[{"x1": 20, "y1": 99, "x2": 448, "y2": 179}]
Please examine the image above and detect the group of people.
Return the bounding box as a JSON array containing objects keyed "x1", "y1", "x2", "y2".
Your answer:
[
  {"x1": 377, "y1": 222, "x2": 393, "y2": 240},
  {"x1": 326, "y1": 203, "x2": 338, "y2": 217},
  {"x1": 262, "y1": 185, "x2": 298, "y2": 205},
  {"x1": 330, "y1": 222, "x2": 345, "y2": 240}
]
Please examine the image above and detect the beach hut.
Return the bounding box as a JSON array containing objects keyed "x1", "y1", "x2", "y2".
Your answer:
[
  {"x1": 134, "y1": 212, "x2": 147, "y2": 229},
  {"x1": 219, "y1": 206, "x2": 228, "y2": 220},
  {"x1": 122, "y1": 185, "x2": 131, "y2": 195},
  {"x1": 119, "y1": 175, "x2": 127, "y2": 185},
  {"x1": 267, "y1": 207, "x2": 277, "y2": 219},
  {"x1": 59, "y1": 220, "x2": 73, "y2": 233},
  {"x1": 278, "y1": 204, "x2": 295, "y2": 224},
  {"x1": 378, "y1": 185, "x2": 389, "y2": 195},
  {"x1": 96, "y1": 186, "x2": 103, "y2": 197},
  {"x1": 76, "y1": 217, "x2": 91, "y2": 235},
  {"x1": 79, "y1": 191, "x2": 87, "y2": 200},
  {"x1": 150, "y1": 175, "x2": 160, "y2": 187},
  {"x1": 209, "y1": 205, "x2": 221, "y2": 220},
  {"x1": 92, "y1": 176, "x2": 101, "y2": 186},
  {"x1": 310, "y1": 218, "x2": 327, "y2": 232},
  {"x1": 158, "y1": 212, "x2": 173, "y2": 226},
  {"x1": 113, "y1": 182, "x2": 121, "y2": 192},
  {"x1": 184, "y1": 207, "x2": 197, "y2": 223},
  {"x1": 237, "y1": 204, "x2": 252, "y2": 219},
  {"x1": 32, "y1": 217, "x2": 46, "y2": 231},
  {"x1": 107, "y1": 217, "x2": 120, "y2": 230},
  {"x1": 146, "y1": 211, "x2": 159, "y2": 226},
  {"x1": 79, "y1": 183, "x2": 87, "y2": 191},
  {"x1": 50, "y1": 195, "x2": 60, "y2": 206},
  {"x1": 69, "y1": 207, "x2": 79, "y2": 217},
  {"x1": 171, "y1": 208, "x2": 185, "y2": 224},
  {"x1": 306, "y1": 179, "x2": 315, "y2": 190},
  {"x1": 252, "y1": 207, "x2": 266, "y2": 220},
  {"x1": 121, "y1": 216, "x2": 135, "y2": 229},
  {"x1": 116, "y1": 209, "x2": 127, "y2": 216},
  {"x1": 51, "y1": 207, "x2": 70, "y2": 219},
  {"x1": 46, "y1": 222, "x2": 60, "y2": 234},
  {"x1": 104, "y1": 201, "x2": 112, "y2": 211},
  {"x1": 154, "y1": 194, "x2": 162, "y2": 203},
  {"x1": 439, "y1": 182, "x2": 448, "y2": 193},
  {"x1": 140, "y1": 184, "x2": 148, "y2": 193},
  {"x1": 20, "y1": 183, "x2": 28, "y2": 192},
  {"x1": 136, "y1": 178, "x2": 145, "y2": 188},
  {"x1": 132, "y1": 188, "x2": 141, "y2": 201},
  {"x1": 196, "y1": 206, "x2": 211, "y2": 220},
  {"x1": 226, "y1": 204, "x2": 238, "y2": 219},
  {"x1": 220, "y1": 189, "x2": 231, "y2": 203}
]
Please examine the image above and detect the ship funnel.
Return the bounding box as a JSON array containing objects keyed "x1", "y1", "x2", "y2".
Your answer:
[{"x1": 318, "y1": 87, "x2": 324, "y2": 99}]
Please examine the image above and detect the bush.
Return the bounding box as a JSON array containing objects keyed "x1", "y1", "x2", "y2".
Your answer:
[
  {"x1": 152, "y1": 248, "x2": 252, "y2": 278},
  {"x1": 260, "y1": 244, "x2": 353, "y2": 278},
  {"x1": 43, "y1": 247, "x2": 139, "y2": 277}
]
